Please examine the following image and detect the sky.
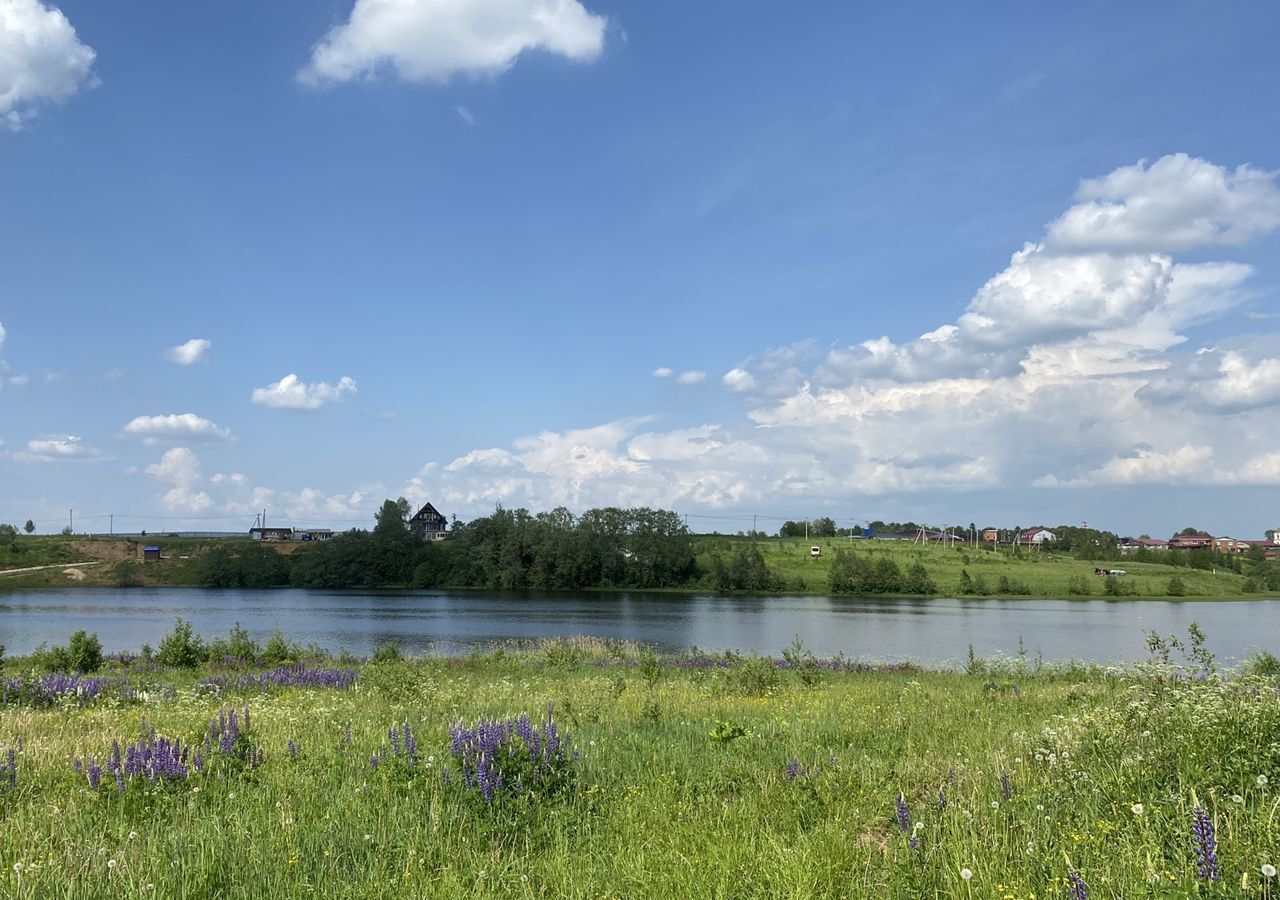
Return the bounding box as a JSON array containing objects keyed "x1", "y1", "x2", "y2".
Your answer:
[{"x1": 2, "y1": 0, "x2": 1280, "y2": 538}]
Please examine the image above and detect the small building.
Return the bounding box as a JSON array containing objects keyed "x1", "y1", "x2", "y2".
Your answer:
[
  {"x1": 143, "y1": 545, "x2": 161, "y2": 561},
  {"x1": 294, "y1": 529, "x2": 334, "y2": 542},
  {"x1": 1212, "y1": 537, "x2": 1251, "y2": 555},
  {"x1": 249, "y1": 527, "x2": 294, "y2": 542},
  {"x1": 1017, "y1": 528, "x2": 1056, "y2": 545},
  {"x1": 981, "y1": 528, "x2": 1000, "y2": 544},
  {"x1": 409, "y1": 502, "x2": 449, "y2": 541}
]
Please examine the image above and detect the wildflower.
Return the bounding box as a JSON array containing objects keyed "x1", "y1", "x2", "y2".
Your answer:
[
  {"x1": 960, "y1": 867, "x2": 973, "y2": 880},
  {"x1": 1067, "y1": 866, "x2": 1088, "y2": 900},
  {"x1": 936, "y1": 788, "x2": 947, "y2": 810},
  {"x1": 908, "y1": 836, "x2": 921, "y2": 851},
  {"x1": 1263, "y1": 864, "x2": 1277, "y2": 878},
  {"x1": 107, "y1": 859, "x2": 118, "y2": 870},
  {"x1": 1232, "y1": 794, "x2": 1244, "y2": 804},
  {"x1": 991, "y1": 800, "x2": 999, "y2": 809},
  {"x1": 128, "y1": 831, "x2": 138, "y2": 841},
  {"x1": 895, "y1": 793, "x2": 910, "y2": 832},
  {"x1": 1259, "y1": 775, "x2": 1270, "y2": 787},
  {"x1": 13, "y1": 863, "x2": 23, "y2": 875},
  {"x1": 999, "y1": 770, "x2": 1012, "y2": 801},
  {"x1": 785, "y1": 759, "x2": 802, "y2": 781},
  {"x1": 1191, "y1": 803, "x2": 1220, "y2": 882},
  {"x1": 1131, "y1": 803, "x2": 1144, "y2": 816}
]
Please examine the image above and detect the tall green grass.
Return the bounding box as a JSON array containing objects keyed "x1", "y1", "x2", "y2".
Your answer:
[{"x1": 1, "y1": 639, "x2": 1278, "y2": 897}]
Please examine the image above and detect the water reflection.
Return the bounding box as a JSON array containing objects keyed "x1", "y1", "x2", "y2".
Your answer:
[{"x1": 0, "y1": 587, "x2": 1273, "y2": 664}]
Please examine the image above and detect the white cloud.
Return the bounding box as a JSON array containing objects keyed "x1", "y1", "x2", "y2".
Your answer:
[
  {"x1": 145, "y1": 447, "x2": 213, "y2": 513},
  {"x1": 122, "y1": 413, "x2": 233, "y2": 442},
  {"x1": 164, "y1": 338, "x2": 212, "y2": 365},
  {"x1": 397, "y1": 155, "x2": 1280, "y2": 515},
  {"x1": 1045, "y1": 154, "x2": 1280, "y2": 253},
  {"x1": 15, "y1": 434, "x2": 103, "y2": 463},
  {"x1": 0, "y1": 0, "x2": 96, "y2": 130},
  {"x1": 721, "y1": 368, "x2": 757, "y2": 392},
  {"x1": 455, "y1": 104, "x2": 475, "y2": 125},
  {"x1": 300, "y1": 0, "x2": 606, "y2": 86},
  {"x1": 251, "y1": 374, "x2": 356, "y2": 410},
  {"x1": 675, "y1": 370, "x2": 706, "y2": 385},
  {"x1": 652, "y1": 367, "x2": 674, "y2": 378}
]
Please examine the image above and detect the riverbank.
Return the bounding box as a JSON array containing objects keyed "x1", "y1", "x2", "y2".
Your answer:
[
  {"x1": 0, "y1": 534, "x2": 1267, "y2": 600},
  {"x1": 0, "y1": 637, "x2": 1274, "y2": 897}
]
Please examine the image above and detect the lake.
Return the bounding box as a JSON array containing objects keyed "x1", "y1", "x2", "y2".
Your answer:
[{"x1": 1, "y1": 587, "x2": 1276, "y2": 664}]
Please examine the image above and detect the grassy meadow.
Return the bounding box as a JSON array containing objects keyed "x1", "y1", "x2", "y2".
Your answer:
[
  {"x1": 696, "y1": 536, "x2": 1256, "y2": 598},
  {"x1": 3, "y1": 634, "x2": 1280, "y2": 898}
]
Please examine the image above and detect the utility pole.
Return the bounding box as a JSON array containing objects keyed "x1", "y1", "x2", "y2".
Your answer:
[
  {"x1": 752, "y1": 514, "x2": 757, "y2": 539},
  {"x1": 69, "y1": 508, "x2": 73, "y2": 533},
  {"x1": 110, "y1": 514, "x2": 113, "y2": 536}
]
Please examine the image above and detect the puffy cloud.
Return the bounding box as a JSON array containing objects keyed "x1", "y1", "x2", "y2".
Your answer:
[
  {"x1": 164, "y1": 338, "x2": 212, "y2": 365},
  {"x1": 1139, "y1": 343, "x2": 1280, "y2": 414},
  {"x1": 0, "y1": 0, "x2": 96, "y2": 130},
  {"x1": 145, "y1": 447, "x2": 213, "y2": 512},
  {"x1": 122, "y1": 413, "x2": 233, "y2": 442},
  {"x1": 300, "y1": 0, "x2": 606, "y2": 86},
  {"x1": 675, "y1": 370, "x2": 706, "y2": 385},
  {"x1": 1041, "y1": 445, "x2": 1215, "y2": 488},
  {"x1": 721, "y1": 368, "x2": 756, "y2": 392},
  {"x1": 251, "y1": 374, "x2": 356, "y2": 410},
  {"x1": 1045, "y1": 154, "x2": 1280, "y2": 253},
  {"x1": 652, "y1": 367, "x2": 674, "y2": 378},
  {"x1": 15, "y1": 434, "x2": 102, "y2": 462}
]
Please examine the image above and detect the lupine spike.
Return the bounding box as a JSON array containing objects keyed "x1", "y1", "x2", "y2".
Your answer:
[
  {"x1": 1191, "y1": 803, "x2": 1220, "y2": 881},
  {"x1": 1067, "y1": 867, "x2": 1088, "y2": 900},
  {"x1": 895, "y1": 792, "x2": 910, "y2": 832}
]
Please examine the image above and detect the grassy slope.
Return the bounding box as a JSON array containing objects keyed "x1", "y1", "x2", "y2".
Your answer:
[
  {"x1": 0, "y1": 649, "x2": 1275, "y2": 897},
  {"x1": 0, "y1": 537, "x2": 257, "y2": 590},
  {"x1": 695, "y1": 535, "x2": 1256, "y2": 598}
]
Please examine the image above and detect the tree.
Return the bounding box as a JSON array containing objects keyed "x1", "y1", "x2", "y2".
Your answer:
[
  {"x1": 0, "y1": 524, "x2": 16, "y2": 543},
  {"x1": 811, "y1": 517, "x2": 837, "y2": 538},
  {"x1": 23, "y1": 520, "x2": 34, "y2": 535},
  {"x1": 60, "y1": 526, "x2": 73, "y2": 536}
]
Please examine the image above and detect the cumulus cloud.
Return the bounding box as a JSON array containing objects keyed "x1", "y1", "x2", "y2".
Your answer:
[
  {"x1": 0, "y1": 0, "x2": 96, "y2": 130},
  {"x1": 1045, "y1": 154, "x2": 1280, "y2": 253},
  {"x1": 251, "y1": 374, "x2": 356, "y2": 410},
  {"x1": 15, "y1": 434, "x2": 103, "y2": 463},
  {"x1": 122, "y1": 413, "x2": 233, "y2": 442},
  {"x1": 721, "y1": 368, "x2": 756, "y2": 392},
  {"x1": 300, "y1": 0, "x2": 606, "y2": 86},
  {"x1": 399, "y1": 155, "x2": 1280, "y2": 516},
  {"x1": 652, "y1": 367, "x2": 674, "y2": 378},
  {"x1": 164, "y1": 338, "x2": 212, "y2": 365},
  {"x1": 145, "y1": 447, "x2": 212, "y2": 512},
  {"x1": 675, "y1": 370, "x2": 706, "y2": 385}
]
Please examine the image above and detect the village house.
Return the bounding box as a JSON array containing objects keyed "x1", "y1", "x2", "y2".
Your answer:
[
  {"x1": 409, "y1": 502, "x2": 449, "y2": 541},
  {"x1": 249, "y1": 526, "x2": 294, "y2": 542},
  {"x1": 1168, "y1": 532, "x2": 1213, "y2": 550},
  {"x1": 981, "y1": 527, "x2": 1000, "y2": 543},
  {"x1": 1118, "y1": 536, "x2": 1170, "y2": 555}
]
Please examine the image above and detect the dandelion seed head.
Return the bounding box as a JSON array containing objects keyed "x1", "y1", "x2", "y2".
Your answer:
[
  {"x1": 960, "y1": 867, "x2": 973, "y2": 881},
  {"x1": 1263, "y1": 864, "x2": 1277, "y2": 878}
]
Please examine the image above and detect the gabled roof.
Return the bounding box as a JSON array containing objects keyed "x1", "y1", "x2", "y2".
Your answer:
[{"x1": 410, "y1": 502, "x2": 447, "y2": 524}]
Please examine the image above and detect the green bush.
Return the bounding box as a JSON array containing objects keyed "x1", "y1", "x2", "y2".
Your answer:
[
  {"x1": 262, "y1": 629, "x2": 295, "y2": 665},
  {"x1": 156, "y1": 618, "x2": 207, "y2": 668},
  {"x1": 1066, "y1": 574, "x2": 1092, "y2": 596},
  {"x1": 32, "y1": 630, "x2": 103, "y2": 673},
  {"x1": 1166, "y1": 575, "x2": 1186, "y2": 597},
  {"x1": 371, "y1": 640, "x2": 403, "y2": 664}
]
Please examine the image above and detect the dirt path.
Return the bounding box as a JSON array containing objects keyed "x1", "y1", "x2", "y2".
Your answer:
[{"x1": 0, "y1": 561, "x2": 105, "y2": 577}]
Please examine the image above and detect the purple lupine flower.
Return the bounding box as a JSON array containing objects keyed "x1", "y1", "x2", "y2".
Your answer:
[
  {"x1": 287, "y1": 739, "x2": 297, "y2": 761},
  {"x1": 389, "y1": 725, "x2": 400, "y2": 754},
  {"x1": 73, "y1": 758, "x2": 83, "y2": 773},
  {"x1": 908, "y1": 836, "x2": 921, "y2": 851},
  {"x1": 369, "y1": 754, "x2": 379, "y2": 771},
  {"x1": 895, "y1": 792, "x2": 910, "y2": 833},
  {"x1": 113, "y1": 767, "x2": 125, "y2": 793},
  {"x1": 936, "y1": 788, "x2": 947, "y2": 810},
  {"x1": 1192, "y1": 804, "x2": 1220, "y2": 881},
  {"x1": 1067, "y1": 867, "x2": 1088, "y2": 900},
  {"x1": 402, "y1": 722, "x2": 416, "y2": 763},
  {"x1": 785, "y1": 758, "x2": 802, "y2": 781},
  {"x1": 999, "y1": 770, "x2": 1012, "y2": 801},
  {"x1": 344, "y1": 724, "x2": 351, "y2": 745},
  {"x1": 87, "y1": 762, "x2": 102, "y2": 790}
]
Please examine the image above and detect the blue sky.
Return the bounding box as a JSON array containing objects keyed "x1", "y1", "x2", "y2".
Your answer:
[{"x1": 2, "y1": 0, "x2": 1280, "y2": 537}]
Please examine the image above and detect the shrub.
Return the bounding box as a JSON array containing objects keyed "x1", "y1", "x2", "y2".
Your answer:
[
  {"x1": 1166, "y1": 575, "x2": 1187, "y2": 597},
  {"x1": 156, "y1": 618, "x2": 207, "y2": 668},
  {"x1": 262, "y1": 629, "x2": 294, "y2": 665},
  {"x1": 371, "y1": 640, "x2": 403, "y2": 664},
  {"x1": 902, "y1": 562, "x2": 936, "y2": 595},
  {"x1": 1066, "y1": 575, "x2": 1092, "y2": 596},
  {"x1": 1243, "y1": 650, "x2": 1280, "y2": 678},
  {"x1": 731, "y1": 655, "x2": 780, "y2": 695},
  {"x1": 32, "y1": 630, "x2": 103, "y2": 673}
]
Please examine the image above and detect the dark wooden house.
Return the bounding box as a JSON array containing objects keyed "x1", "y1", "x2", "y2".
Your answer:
[{"x1": 410, "y1": 502, "x2": 448, "y2": 541}]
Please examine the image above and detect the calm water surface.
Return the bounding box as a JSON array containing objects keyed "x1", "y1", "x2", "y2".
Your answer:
[{"x1": 0, "y1": 588, "x2": 1276, "y2": 664}]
